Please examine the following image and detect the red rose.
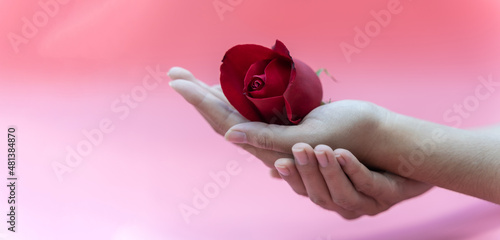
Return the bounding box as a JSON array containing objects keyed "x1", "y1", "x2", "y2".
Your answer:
[{"x1": 220, "y1": 40, "x2": 323, "y2": 125}]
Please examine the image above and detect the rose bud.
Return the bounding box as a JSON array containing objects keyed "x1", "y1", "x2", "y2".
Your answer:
[{"x1": 220, "y1": 40, "x2": 323, "y2": 125}]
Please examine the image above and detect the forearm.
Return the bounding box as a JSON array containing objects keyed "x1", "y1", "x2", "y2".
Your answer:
[
  {"x1": 472, "y1": 124, "x2": 500, "y2": 137},
  {"x1": 368, "y1": 111, "x2": 500, "y2": 204}
]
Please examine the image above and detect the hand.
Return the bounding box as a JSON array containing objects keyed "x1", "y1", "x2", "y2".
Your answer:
[
  {"x1": 275, "y1": 143, "x2": 433, "y2": 219},
  {"x1": 169, "y1": 67, "x2": 385, "y2": 170},
  {"x1": 170, "y1": 66, "x2": 500, "y2": 205},
  {"x1": 223, "y1": 96, "x2": 387, "y2": 169},
  {"x1": 168, "y1": 67, "x2": 291, "y2": 177}
]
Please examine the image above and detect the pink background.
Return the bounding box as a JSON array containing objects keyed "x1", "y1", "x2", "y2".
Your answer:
[{"x1": 1, "y1": 0, "x2": 500, "y2": 239}]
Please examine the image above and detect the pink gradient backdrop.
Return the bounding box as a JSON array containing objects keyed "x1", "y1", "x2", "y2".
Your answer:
[{"x1": 1, "y1": 0, "x2": 500, "y2": 239}]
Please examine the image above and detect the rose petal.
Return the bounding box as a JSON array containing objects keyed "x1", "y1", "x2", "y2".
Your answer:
[
  {"x1": 250, "y1": 58, "x2": 291, "y2": 98},
  {"x1": 283, "y1": 59, "x2": 323, "y2": 124},
  {"x1": 246, "y1": 95, "x2": 290, "y2": 124},
  {"x1": 221, "y1": 44, "x2": 278, "y2": 121},
  {"x1": 272, "y1": 40, "x2": 292, "y2": 61},
  {"x1": 243, "y1": 59, "x2": 271, "y2": 94},
  {"x1": 222, "y1": 44, "x2": 278, "y2": 81}
]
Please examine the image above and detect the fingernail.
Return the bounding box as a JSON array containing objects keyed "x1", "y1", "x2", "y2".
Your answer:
[
  {"x1": 275, "y1": 166, "x2": 290, "y2": 176},
  {"x1": 336, "y1": 154, "x2": 346, "y2": 166},
  {"x1": 274, "y1": 159, "x2": 291, "y2": 176},
  {"x1": 315, "y1": 150, "x2": 328, "y2": 168},
  {"x1": 225, "y1": 130, "x2": 247, "y2": 143},
  {"x1": 167, "y1": 66, "x2": 179, "y2": 78},
  {"x1": 292, "y1": 147, "x2": 308, "y2": 165}
]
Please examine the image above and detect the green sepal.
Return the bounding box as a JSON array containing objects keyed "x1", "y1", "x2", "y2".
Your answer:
[{"x1": 316, "y1": 68, "x2": 338, "y2": 82}]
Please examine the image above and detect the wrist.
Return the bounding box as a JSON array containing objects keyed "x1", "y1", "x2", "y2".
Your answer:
[
  {"x1": 371, "y1": 110, "x2": 452, "y2": 179},
  {"x1": 350, "y1": 102, "x2": 392, "y2": 167}
]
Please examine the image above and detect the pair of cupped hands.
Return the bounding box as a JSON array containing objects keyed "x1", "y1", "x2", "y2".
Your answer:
[{"x1": 169, "y1": 67, "x2": 432, "y2": 219}]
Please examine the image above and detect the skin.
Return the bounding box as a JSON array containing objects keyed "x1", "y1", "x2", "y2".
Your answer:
[
  {"x1": 168, "y1": 66, "x2": 500, "y2": 219},
  {"x1": 275, "y1": 143, "x2": 431, "y2": 219}
]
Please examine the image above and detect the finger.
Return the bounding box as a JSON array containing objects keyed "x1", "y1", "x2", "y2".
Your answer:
[
  {"x1": 292, "y1": 143, "x2": 331, "y2": 205},
  {"x1": 186, "y1": 102, "x2": 293, "y2": 170},
  {"x1": 212, "y1": 84, "x2": 223, "y2": 93},
  {"x1": 211, "y1": 84, "x2": 229, "y2": 102},
  {"x1": 270, "y1": 168, "x2": 282, "y2": 179},
  {"x1": 274, "y1": 158, "x2": 307, "y2": 196},
  {"x1": 313, "y1": 145, "x2": 379, "y2": 214},
  {"x1": 381, "y1": 172, "x2": 433, "y2": 200},
  {"x1": 170, "y1": 79, "x2": 294, "y2": 168},
  {"x1": 197, "y1": 106, "x2": 242, "y2": 136},
  {"x1": 168, "y1": 66, "x2": 197, "y2": 81},
  {"x1": 168, "y1": 67, "x2": 228, "y2": 103},
  {"x1": 294, "y1": 143, "x2": 360, "y2": 219},
  {"x1": 335, "y1": 148, "x2": 415, "y2": 211},
  {"x1": 170, "y1": 80, "x2": 248, "y2": 135},
  {"x1": 238, "y1": 143, "x2": 293, "y2": 169},
  {"x1": 211, "y1": 84, "x2": 229, "y2": 103},
  {"x1": 334, "y1": 148, "x2": 388, "y2": 198},
  {"x1": 224, "y1": 122, "x2": 307, "y2": 153},
  {"x1": 339, "y1": 149, "x2": 433, "y2": 208}
]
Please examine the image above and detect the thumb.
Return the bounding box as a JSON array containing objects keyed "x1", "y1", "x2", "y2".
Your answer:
[{"x1": 224, "y1": 122, "x2": 299, "y2": 153}]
